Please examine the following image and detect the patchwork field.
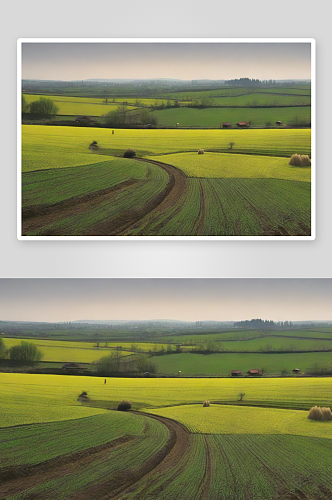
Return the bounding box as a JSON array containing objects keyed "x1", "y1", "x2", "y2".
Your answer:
[
  {"x1": 21, "y1": 126, "x2": 312, "y2": 237},
  {"x1": 152, "y1": 351, "x2": 332, "y2": 377},
  {"x1": 1, "y1": 374, "x2": 331, "y2": 499},
  {"x1": 151, "y1": 106, "x2": 311, "y2": 128}
]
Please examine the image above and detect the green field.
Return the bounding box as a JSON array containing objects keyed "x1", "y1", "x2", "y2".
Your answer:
[
  {"x1": 147, "y1": 152, "x2": 311, "y2": 182},
  {"x1": 2, "y1": 374, "x2": 332, "y2": 409},
  {"x1": 1, "y1": 373, "x2": 331, "y2": 499},
  {"x1": 21, "y1": 125, "x2": 311, "y2": 237},
  {"x1": 24, "y1": 94, "x2": 137, "y2": 117},
  {"x1": 151, "y1": 106, "x2": 311, "y2": 128},
  {"x1": 149, "y1": 404, "x2": 332, "y2": 439},
  {"x1": 152, "y1": 351, "x2": 332, "y2": 376}
]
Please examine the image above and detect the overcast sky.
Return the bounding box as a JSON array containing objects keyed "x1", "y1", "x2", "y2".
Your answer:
[
  {"x1": 0, "y1": 279, "x2": 330, "y2": 322},
  {"x1": 21, "y1": 42, "x2": 311, "y2": 81}
]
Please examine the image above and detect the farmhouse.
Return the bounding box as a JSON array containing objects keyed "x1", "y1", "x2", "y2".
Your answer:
[
  {"x1": 231, "y1": 370, "x2": 242, "y2": 376},
  {"x1": 222, "y1": 122, "x2": 232, "y2": 128},
  {"x1": 247, "y1": 369, "x2": 262, "y2": 376},
  {"x1": 236, "y1": 121, "x2": 250, "y2": 127},
  {"x1": 62, "y1": 363, "x2": 88, "y2": 373},
  {"x1": 75, "y1": 115, "x2": 94, "y2": 124}
]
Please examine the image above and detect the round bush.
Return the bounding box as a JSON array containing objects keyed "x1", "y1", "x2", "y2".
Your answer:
[
  {"x1": 118, "y1": 400, "x2": 132, "y2": 412},
  {"x1": 123, "y1": 149, "x2": 136, "y2": 158}
]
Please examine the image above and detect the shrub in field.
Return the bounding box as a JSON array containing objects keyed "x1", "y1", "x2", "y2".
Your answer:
[
  {"x1": 78, "y1": 391, "x2": 89, "y2": 402},
  {"x1": 203, "y1": 401, "x2": 210, "y2": 407},
  {"x1": 118, "y1": 400, "x2": 132, "y2": 411},
  {"x1": 307, "y1": 406, "x2": 332, "y2": 421},
  {"x1": 124, "y1": 148, "x2": 136, "y2": 158},
  {"x1": 198, "y1": 149, "x2": 204, "y2": 154},
  {"x1": 289, "y1": 154, "x2": 311, "y2": 167},
  {"x1": 89, "y1": 141, "x2": 99, "y2": 150}
]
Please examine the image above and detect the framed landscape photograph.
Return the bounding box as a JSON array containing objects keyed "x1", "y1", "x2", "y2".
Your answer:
[
  {"x1": 18, "y1": 39, "x2": 315, "y2": 239},
  {"x1": 1, "y1": 277, "x2": 332, "y2": 499}
]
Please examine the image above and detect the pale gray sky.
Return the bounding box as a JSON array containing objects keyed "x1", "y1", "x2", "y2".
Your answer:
[
  {"x1": 0, "y1": 279, "x2": 329, "y2": 322},
  {"x1": 21, "y1": 42, "x2": 311, "y2": 81}
]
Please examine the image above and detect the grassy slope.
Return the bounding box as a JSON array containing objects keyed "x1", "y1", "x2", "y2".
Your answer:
[
  {"x1": 22, "y1": 125, "x2": 311, "y2": 164},
  {"x1": 126, "y1": 177, "x2": 310, "y2": 237},
  {"x1": 152, "y1": 351, "x2": 332, "y2": 376},
  {"x1": 148, "y1": 404, "x2": 332, "y2": 439},
  {"x1": 24, "y1": 94, "x2": 137, "y2": 116},
  {"x1": 121, "y1": 432, "x2": 332, "y2": 500},
  {"x1": 163, "y1": 86, "x2": 311, "y2": 99},
  {"x1": 1, "y1": 413, "x2": 169, "y2": 500},
  {"x1": 22, "y1": 158, "x2": 157, "y2": 207},
  {"x1": 0, "y1": 411, "x2": 148, "y2": 466},
  {"x1": 151, "y1": 107, "x2": 311, "y2": 127},
  {"x1": 147, "y1": 152, "x2": 311, "y2": 182},
  {"x1": 2, "y1": 374, "x2": 332, "y2": 410}
]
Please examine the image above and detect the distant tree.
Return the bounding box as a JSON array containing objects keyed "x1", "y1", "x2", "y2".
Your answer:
[
  {"x1": 238, "y1": 392, "x2": 246, "y2": 401},
  {"x1": 228, "y1": 142, "x2": 235, "y2": 150},
  {"x1": 29, "y1": 97, "x2": 59, "y2": 117},
  {"x1": 0, "y1": 338, "x2": 6, "y2": 358},
  {"x1": 9, "y1": 341, "x2": 43, "y2": 362},
  {"x1": 104, "y1": 108, "x2": 122, "y2": 127},
  {"x1": 96, "y1": 350, "x2": 134, "y2": 374},
  {"x1": 135, "y1": 354, "x2": 157, "y2": 374},
  {"x1": 22, "y1": 95, "x2": 30, "y2": 114}
]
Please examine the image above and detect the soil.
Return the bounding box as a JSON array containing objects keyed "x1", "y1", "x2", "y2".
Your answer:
[{"x1": 0, "y1": 412, "x2": 190, "y2": 500}]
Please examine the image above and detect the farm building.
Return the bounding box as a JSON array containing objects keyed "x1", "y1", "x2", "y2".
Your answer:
[
  {"x1": 62, "y1": 363, "x2": 88, "y2": 372},
  {"x1": 292, "y1": 368, "x2": 301, "y2": 373},
  {"x1": 247, "y1": 369, "x2": 262, "y2": 376},
  {"x1": 236, "y1": 121, "x2": 250, "y2": 127},
  {"x1": 75, "y1": 115, "x2": 94, "y2": 124},
  {"x1": 222, "y1": 122, "x2": 232, "y2": 128},
  {"x1": 275, "y1": 120, "x2": 283, "y2": 125},
  {"x1": 231, "y1": 370, "x2": 242, "y2": 376}
]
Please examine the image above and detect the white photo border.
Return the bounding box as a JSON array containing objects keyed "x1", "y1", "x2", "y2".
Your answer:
[{"x1": 17, "y1": 38, "x2": 316, "y2": 241}]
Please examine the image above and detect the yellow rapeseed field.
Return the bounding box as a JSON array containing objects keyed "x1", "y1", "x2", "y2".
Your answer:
[
  {"x1": 22, "y1": 125, "x2": 311, "y2": 172},
  {"x1": 147, "y1": 152, "x2": 311, "y2": 182},
  {"x1": 1, "y1": 374, "x2": 331, "y2": 428},
  {"x1": 148, "y1": 404, "x2": 332, "y2": 439}
]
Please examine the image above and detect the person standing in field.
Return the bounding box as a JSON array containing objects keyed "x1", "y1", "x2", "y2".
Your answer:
[{"x1": 104, "y1": 379, "x2": 107, "y2": 384}]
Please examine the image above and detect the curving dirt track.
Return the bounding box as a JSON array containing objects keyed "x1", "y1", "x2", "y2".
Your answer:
[
  {"x1": 21, "y1": 158, "x2": 187, "y2": 237},
  {"x1": 0, "y1": 412, "x2": 190, "y2": 500},
  {"x1": 107, "y1": 411, "x2": 190, "y2": 500},
  {"x1": 114, "y1": 158, "x2": 188, "y2": 236},
  {"x1": 0, "y1": 435, "x2": 134, "y2": 499}
]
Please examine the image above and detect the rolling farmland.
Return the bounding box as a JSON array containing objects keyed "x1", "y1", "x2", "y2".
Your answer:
[
  {"x1": 1, "y1": 374, "x2": 331, "y2": 499},
  {"x1": 21, "y1": 126, "x2": 311, "y2": 237}
]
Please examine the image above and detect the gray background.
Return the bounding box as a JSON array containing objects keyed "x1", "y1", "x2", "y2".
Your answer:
[{"x1": 1, "y1": 0, "x2": 330, "y2": 278}]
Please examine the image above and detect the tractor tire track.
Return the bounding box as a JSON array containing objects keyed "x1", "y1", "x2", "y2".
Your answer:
[
  {"x1": 196, "y1": 179, "x2": 206, "y2": 236},
  {"x1": 21, "y1": 179, "x2": 139, "y2": 235},
  {"x1": 200, "y1": 435, "x2": 212, "y2": 500},
  {"x1": 106, "y1": 411, "x2": 190, "y2": 499},
  {"x1": 0, "y1": 435, "x2": 135, "y2": 498},
  {"x1": 114, "y1": 158, "x2": 188, "y2": 236}
]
